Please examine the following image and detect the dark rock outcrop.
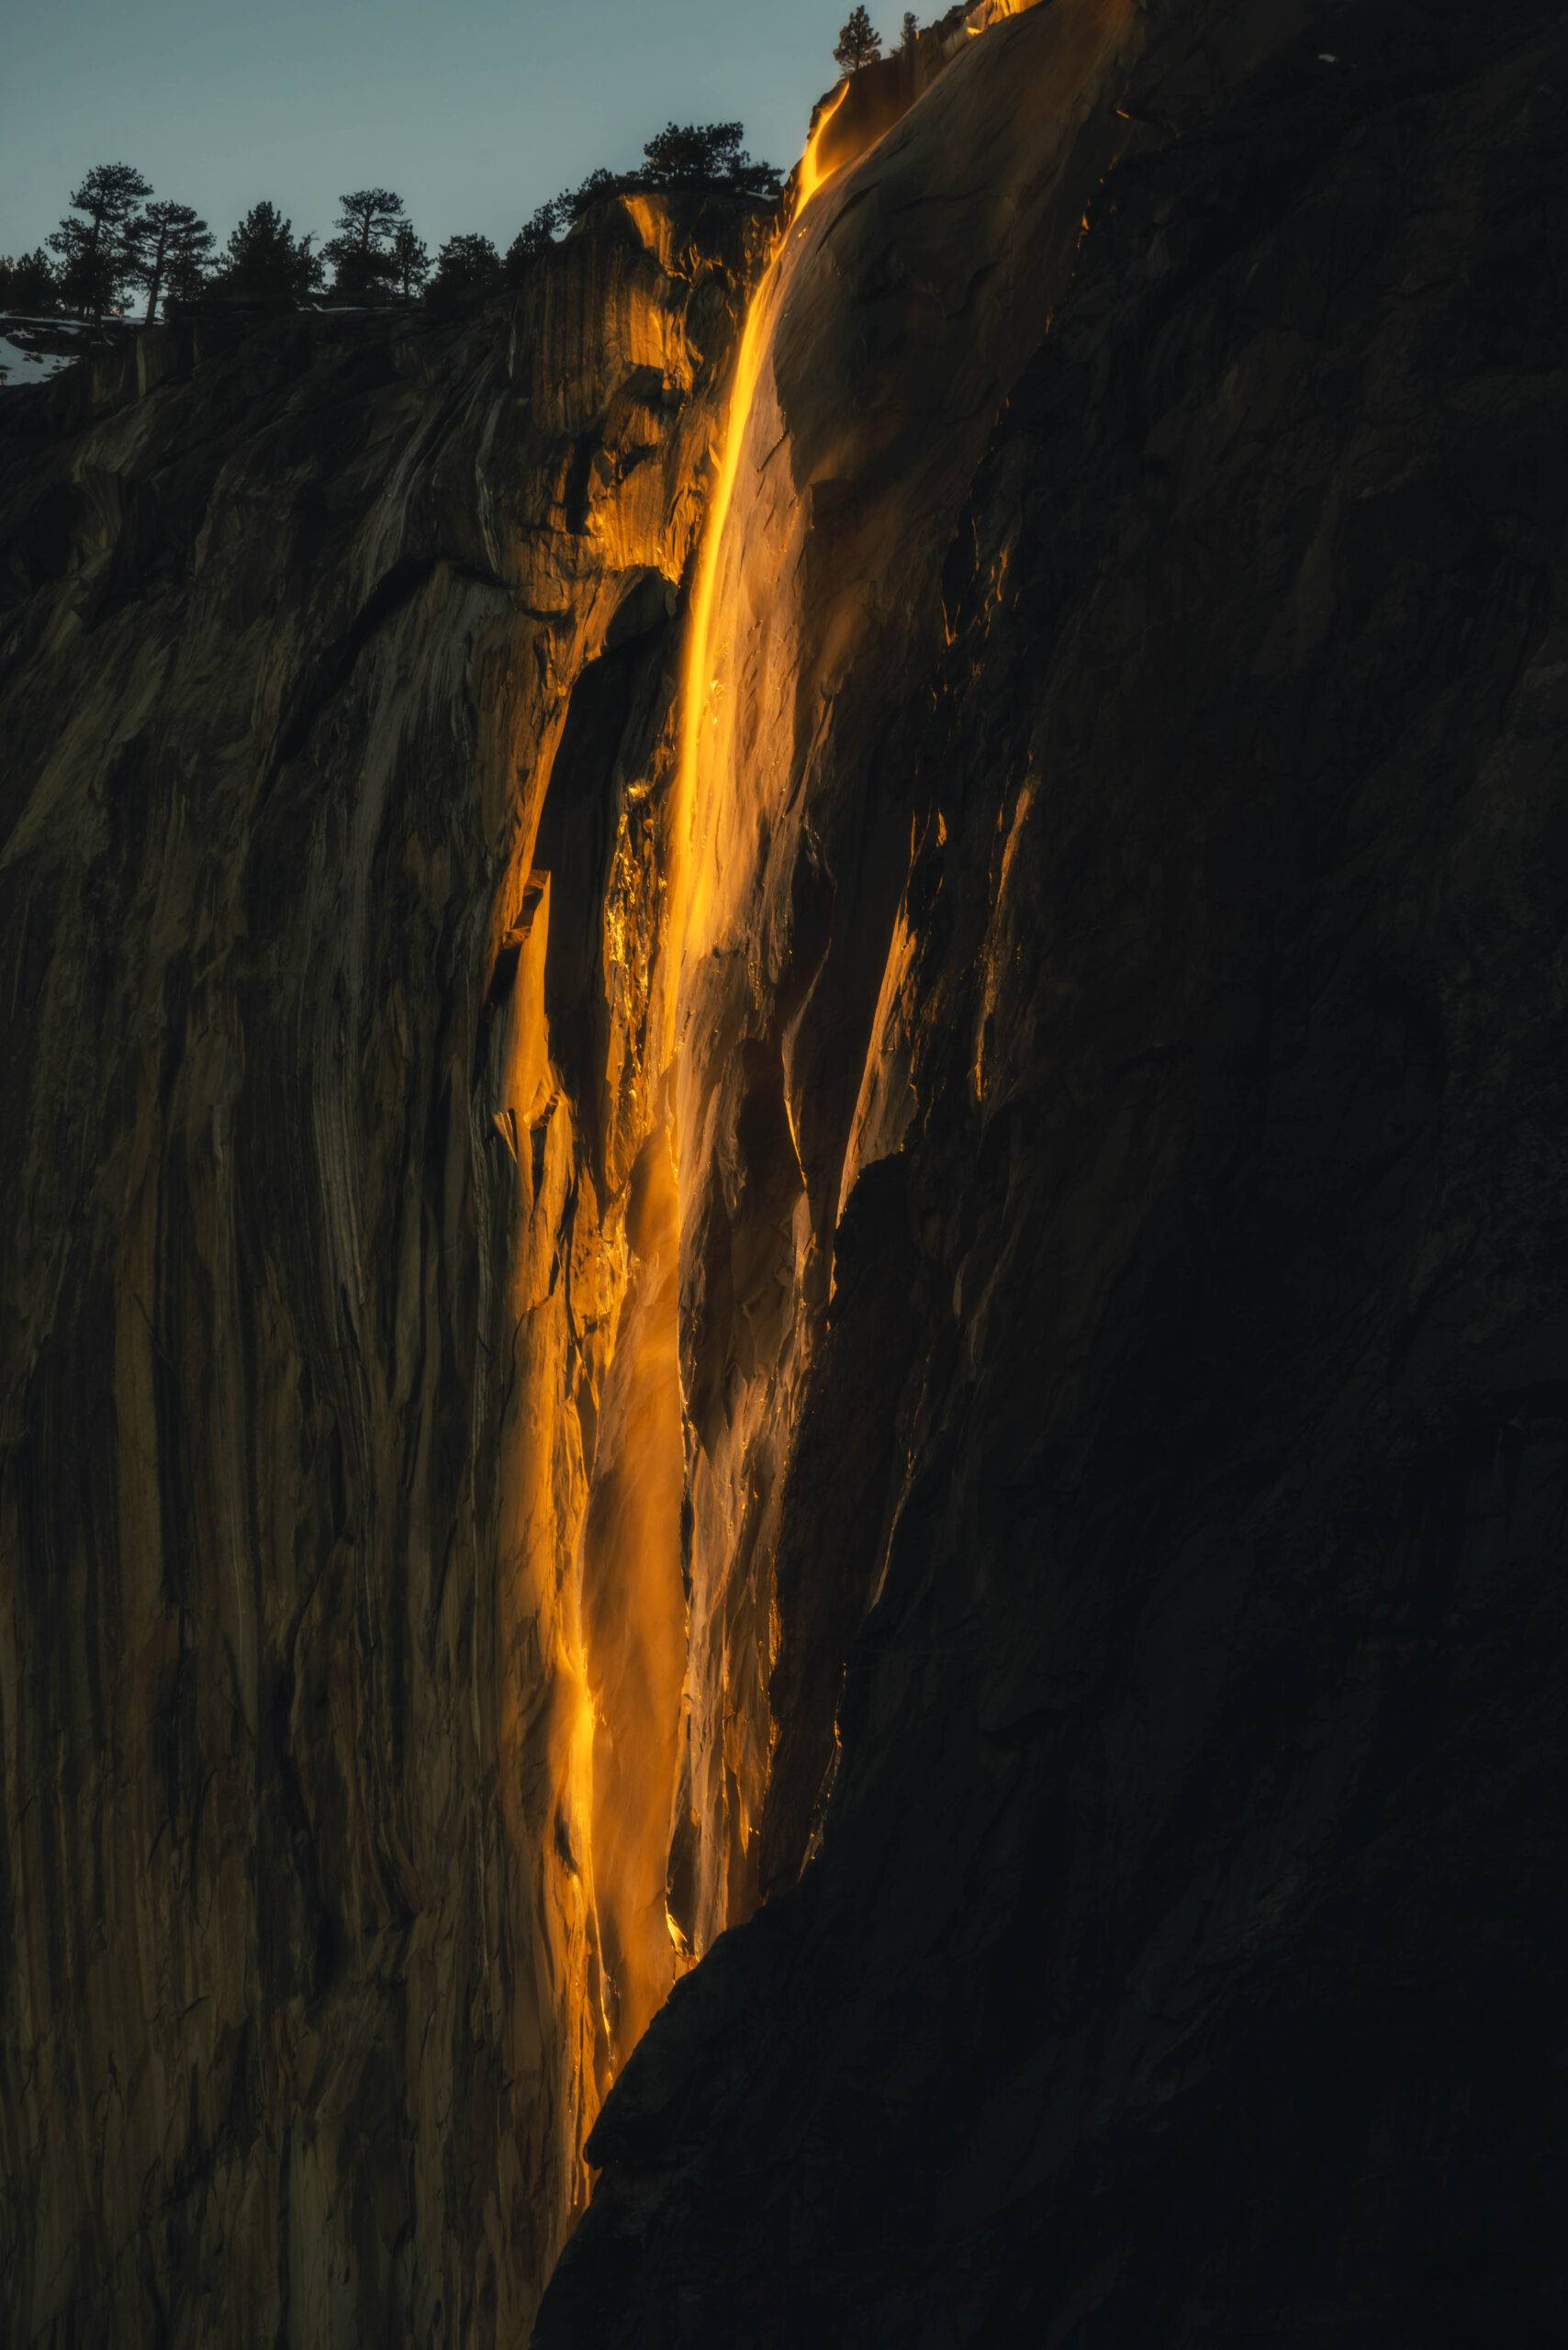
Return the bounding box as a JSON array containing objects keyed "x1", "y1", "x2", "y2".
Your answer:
[{"x1": 538, "y1": 1, "x2": 1568, "y2": 2342}]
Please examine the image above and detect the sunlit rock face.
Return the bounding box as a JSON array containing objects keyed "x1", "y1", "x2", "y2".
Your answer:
[
  {"x1": 539, "y1": 0, "x2": 1568, "y2": 2341},
  {"x1": 0, "y1": 190, "x2": 767, "y2": 2344},
  {"x1": 6, "y1": 0, "x2": 1568, "y2": 2343},
  {"x1": 666, "y1": 0, "x2": 1147, "y2": 1965}
]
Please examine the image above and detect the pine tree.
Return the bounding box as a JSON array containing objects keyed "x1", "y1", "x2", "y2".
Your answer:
[
  {"x1": 560, "y1": 168, "x2": 632, "y2": 229},
  {"x1": 215, "y1": 202, "x2": 324, "y2": 304},
  {"x1": 125, "y1": 200, "x2": 215, "y2": 322},
  {"x1": 48, "y1": 162, "x2": 152, "y2": 318},
  {"x1": 324, "y1": 188, "x2": 407, "y2": 299},
  {"x1": 834, "y1": 6, "x2": 882, "y2": 73},
  {"x1": 388, "y1": 222, "x2": 430, "y2": 301},
  {"x1": 506, "y1": 199, "x2": 563, "y2": 281},
  {"x1": 902, "y1": 11, "x2": 920, "y2": 52},
  {"x1": 0, "y1": 249, "x2": 60, "y2": 313},
  {"x1": 641, "y1": 121, "x2": 782, "y2": 196},
  {"x1": 162, "y1": 235, "x2": 212, "y2": 312},
  {"x1": 427, "y1": 233, "x2": 502, "y2": 308}
]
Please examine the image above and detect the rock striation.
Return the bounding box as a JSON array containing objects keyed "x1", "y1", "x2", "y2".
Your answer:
[
  {"x1": 541, "y1": 0, "x2": 1568, "y2": 2340},
  {"x1": 0, "y1": 188, "x2": 767, "y2": 2341},
  {"x1": 3, "y1": 0, "x2": 1567, "y2": 2344}
]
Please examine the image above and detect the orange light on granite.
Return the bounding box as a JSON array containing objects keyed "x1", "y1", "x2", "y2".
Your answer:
[
  {"x1": 791, "y1": 78, "x2": 851, "y2": 216},
  {"x1": 579, "y1": 1127, "x2": 689, "y2": 2061},
  {"x1": 573, "y1": 86, "x2": 857, "y2": 2068},
  {"x1": 666, "y1": 81, "x2": 851, "y2": 1024}
]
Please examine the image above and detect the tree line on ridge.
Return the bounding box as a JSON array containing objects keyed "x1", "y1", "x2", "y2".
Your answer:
[{"x1": 0, "y1": 13, "x2": 930, "y2": 324}]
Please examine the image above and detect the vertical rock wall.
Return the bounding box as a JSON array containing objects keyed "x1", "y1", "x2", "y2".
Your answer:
[
  {"x1": 540, "y1": 0, "x2": 1568, "y2": 2341},
  {"x1": 666, "y1": 0, "x2": 1145, "y2": 1965},
  {"x1": 6, "y1": 0, "x2": 1567, "y2": 2341},
  {"x1": 0, "y1": 192, "x2": 763, "y2": 2344}
]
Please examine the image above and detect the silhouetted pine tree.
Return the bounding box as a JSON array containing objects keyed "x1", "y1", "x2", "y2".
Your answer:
[
  {"x1": 506, "y1": 200, "x2": 563, "y2": 282},
  {"x1": 0, "y1": 249, "x2": 60, "y2": 312},
  {"x1": 162, "y1": 235, "x2": 212, "y2": 312},
  {"x1": 324, "y1": 189, "x2": 407, "y2": 298},
  {"x1": 427, "y1": 233, "x2": 502, "y2": 308},
  {"x1": 48, "y1": 163, "x2": 151, "y2": 317},
  {"x1": 215, "y1": 202, "x2": 323, "y2": 303},
  {"x1": 641, "y1": 121, "x2": 781, "y2": 196},
  {"x1": 834, "y1": 6, "x2": 882, "y2": 72},
  {"x1": 560, "y1": 168, "x2": 632, "y2": 229},
  {"x1": 388, "y1": 222, "x2": 431, "y2": 301},
  {"x1": 515, "y1": 111, "x2": 784, "y2": 257},
  {"x1": 125, "y1": 200, "x2": 215, "y2": 322}
]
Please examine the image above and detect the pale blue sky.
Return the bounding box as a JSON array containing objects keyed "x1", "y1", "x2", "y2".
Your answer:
[{"x1": 2, "y1": 0, "x2": 868, "y2": 259}]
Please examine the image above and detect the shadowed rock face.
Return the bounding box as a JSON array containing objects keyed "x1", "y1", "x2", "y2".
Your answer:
[
  {"x1": 5, "y1": 0, "x2": 1568, "y2": 2344},
  {"x1": 539, "y1": 0, "x2": 1568, "y2": 2343}
]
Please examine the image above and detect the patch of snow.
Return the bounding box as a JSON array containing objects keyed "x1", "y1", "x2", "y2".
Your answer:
[{"x1": 0, "y1": 334, "x2": 79, "y2": 388}]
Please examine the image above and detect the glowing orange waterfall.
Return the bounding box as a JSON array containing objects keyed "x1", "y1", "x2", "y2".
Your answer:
[
  {"x1": 569, "y1": 85, "x2": 856, "y2": 2103},
  {"x1": 664, "y1": 80, "x2": 851, "y2": 1030},
  {"x1": 578, "y1": 1124, "x2": 688, "y2": 2064},
  {"x1": 523, "y1": 0, "x2": 1143, "y2": 2262}
]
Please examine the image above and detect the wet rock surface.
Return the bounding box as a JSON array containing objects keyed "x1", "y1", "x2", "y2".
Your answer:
[
  {"x1": 539, "y1": 2, "x2": 1568, "y2": 2343},
  {"x1": 3, "y1": 0, "x2": 1567, "y2": 2344}
]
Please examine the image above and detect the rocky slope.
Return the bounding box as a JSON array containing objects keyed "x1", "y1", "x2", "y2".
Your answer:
[{"x1": 4, "y1": 0, "x2": 1567, "y2": 2344}]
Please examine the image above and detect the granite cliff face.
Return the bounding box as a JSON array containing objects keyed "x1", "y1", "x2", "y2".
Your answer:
[
  {"x1": 0, "y1": 187, "x2": 768, "y2": 2341},
  {"x1": 5, "y1": 0, "x2": 1568, "y2": 2343}
]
